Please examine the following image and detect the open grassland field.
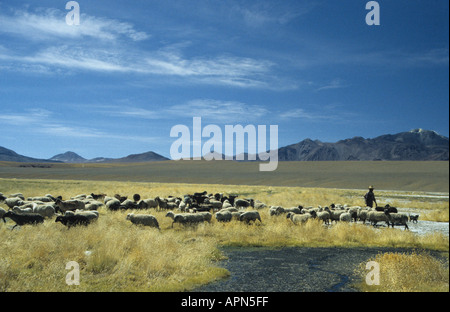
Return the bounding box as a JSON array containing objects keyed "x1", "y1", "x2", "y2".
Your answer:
[
  {"x1": 0, "y1": 176, "x2": 448, "y2": 292},
  {"x1": 0, "y1": 160, "x2": 448, "y2": 192}
]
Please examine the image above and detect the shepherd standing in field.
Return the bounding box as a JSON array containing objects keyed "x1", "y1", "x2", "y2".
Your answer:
[{"x1": 364, "y1": 186, "x2": 377, "y2": 208}]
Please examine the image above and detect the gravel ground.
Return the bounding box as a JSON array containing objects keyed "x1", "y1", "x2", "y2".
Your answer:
[{"x1": 195, "y1": 246, "x2": 448, "y2": 292}]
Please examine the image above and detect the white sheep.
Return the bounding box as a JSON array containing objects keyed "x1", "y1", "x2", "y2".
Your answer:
[
  {"x1": 103, "y1": 196, "x2": 115, "y2": 204},
  {"x1": 215, "y1": 210, "x2": 233, "y2": 222},
  {"x1": 204, "y1": 199, "x2": 223, "y2": 210},
  {"x1": 196, "y1": 211, "x2": 212, "y2": 222},
  {"x1": 286, "y1": 211, "x2": 316, "y2": 225},
  {"x1": 269, "y1": 206, "x2": 284, "y2": 216},
  {"x1": 269, "y1": 206, "x2": 302, "y2": 216},
  {"x1": 27, "y1": 196, "x2": 53, "y2": 203},
  {"x1": 357, "y1": 207, "x2": 371, "y2": 224},
  {"x1": 239, "y1": 211, "x2": 262, "y2": 224},
  {"x1": 9, "y1": 193, "x2": 24, "y2": 200},
  {"x1": 178, "y1": 200, "x2": 187, "y2": 211},
  {"x1": 5, "y1": 197, "x2": 24, "y2": 209},
  {"x1": 12, "y1": 206, "x2": 33, "y2": 214},
  {"x1": 234, "y1": 199, "x2": 254, "y2": 208},
  {"x1": 324, "y1": 207, "x2": 345, "y2": 223},
  {"x1": 339, "y1": 212, "x2": 352, "y2": 222},
  {"x1": 76, "y1": 210, "x2": 99, "y2": 221},
  {"x1": 220, "y1": 207, "x2": 239, "y2": 213},
  {"x1": 165, "y1": 211, "x2": 210, "y2": 227},
  {"x1": 345, "y1": 206, "x2": 360, "y2": 222},
  {"x1": 367, "y1": 211, "x2": 389, "y2": 227},
  {"x1": 384, "y1": 211, "x2": 409, "y2": 230},
  {"x1": 126, "y1": 213, "x2": 159, "y2": 229},
  {"x1": 32, "y1": 203, "x2": 56, "y2": 218},
  {"x1": 84, "y1": 202, "x2": 102, "y2": 211},
  {"x1": 221, "y1": 200, "x2": 232, "y2": 209},
  {"x1": 106, "y1": 198, "x2": 121, "y2": 211},
  {"x1": 55, "y1": 199, "x2": 85, "y2": 213},
  {"x1": 253, "y1": 200, "x2": 267, "y2": 210},
  {"x1": 316, "y1": 211, "x2": 331, "y2": 225},
  {"x1": 231, "y1": 211, "x2": 243, "y2": 221},
  {"x1": 120, "y1": 199, "x2": 138, "y2": 209}
]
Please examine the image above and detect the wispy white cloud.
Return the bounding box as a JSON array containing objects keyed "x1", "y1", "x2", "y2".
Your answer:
[
  {"x1": 278, "y1": 108, "x2": 327, "y2": 120},
  {"x1": 0, "y1": 108, "x2": 52, "y2": 125},
  {"x1": 104, "y1": 106, "x2": 161, "y2": 120},
  {"x1": 172, "y1": 99, "x2": 269, "y2": 122},
  {"x1": 0, "y1": 109, "x2": 157, "y2": 143},
  {"x1": 95, "y1": 99, "x2": 270, "y2": 123},
  {"x1": 314, "y1": 79, "x2": 350, "y2": 92},
  {"x1": 278, "y1": 104, "x2": 360, "y2": 122},
  {"x1": 233, "y1": 1, "x2": 317, "y2": 27},
  {"x1": 0, "y1": 6, "x2": 295, "y2": 90},
  {"x1": 0, "y1": 44, "x2": 282, "y2": 88},
  {"x1": 144, "y1": 51, "x2": 273, "y2": 77},
  {"x1": 22, "y1": 46, "x2": 132, "y2": 72},
  {"x1": 401, "y1": 48, "x2": 449, "y2": 66},
  {"x1": 0, "y1": 8, "x2": 149, "y2": 42}
]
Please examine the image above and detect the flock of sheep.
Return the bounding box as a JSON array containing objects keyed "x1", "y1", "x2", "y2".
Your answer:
[{"x1": 0, "y1": 190, "x2": 418, "y2": 231}]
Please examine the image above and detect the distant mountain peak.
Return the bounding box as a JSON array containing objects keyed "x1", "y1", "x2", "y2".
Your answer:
[{"x1": 50, "y1": 151, "x2": 86, "y2": 163}]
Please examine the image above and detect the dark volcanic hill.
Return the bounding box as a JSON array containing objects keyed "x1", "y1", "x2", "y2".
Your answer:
[
  {"x1": 0, "y1": 146, "x2": 58, "y2": 163},
  {"x1": 278, "y1": 129, "x2": 449, "y2": 161},
  {"x1": 49, "y1": 151, "x2": 87, "y2": 163},
  {"x1": 108, "y1": 151, "x2": 169, "y2": 163}
]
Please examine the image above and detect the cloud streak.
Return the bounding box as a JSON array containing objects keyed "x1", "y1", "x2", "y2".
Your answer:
[
  {"x1": 0, "y1": 8, "x2": 149, "y2": 42},
  {"x1": 96, "y1": 99, "x2": 270, "y2": 124},
  {"x1": 314, "y1": 79, "x2": 350, "y2": 92},
  {"x1": 0, "y1": 45, "x2": 281, "y2": 88},
  {"x1": 0, "y1": 109, "x2": 157, "y2": 143},
  {"x1": 0, "y1": 6, "x2": 294, "y2": 90}
]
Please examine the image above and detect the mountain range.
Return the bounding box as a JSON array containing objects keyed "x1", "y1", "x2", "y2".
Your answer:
[
  {"x1": 277, "y1": 128, "x2": 449, "y2": 161},
  {"x1": 0, "y1": 129, "x2": 448, "y2": 163},
  {"x1": 48, "y1": 151, "x2": 169, "y2": 163}
]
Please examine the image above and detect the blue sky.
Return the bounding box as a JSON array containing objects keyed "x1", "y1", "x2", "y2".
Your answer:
[{"x1": 0, "y1": 0, "x2": 448, "y2": 159}]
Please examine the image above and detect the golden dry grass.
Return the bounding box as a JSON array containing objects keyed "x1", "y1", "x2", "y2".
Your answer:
[
  {"x1": 0, "y1": 178, "x2": 448, "y2": 292},
  {"x1": 421, "y1": 208, "x2": 450, "y2": 222},
  {"x1": 0, "y1": 211, "x2": 228, "y2": 292},
  {"x1": 355, "y1": 251, "x2": 449, "y2": 292}
]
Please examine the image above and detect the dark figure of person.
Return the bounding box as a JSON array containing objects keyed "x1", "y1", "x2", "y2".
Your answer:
[{"x1": 364, "y1": 186, "x2": 377, "y2": 208}]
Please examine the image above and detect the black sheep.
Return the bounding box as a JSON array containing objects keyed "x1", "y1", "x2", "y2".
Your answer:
[
  {"x1": 55, "y1": 215, "x2": 91, "y2": 228},
  {"x1": 375, "y1": 204, "x2": 398, "y2": 213},
  {"x1": 2, "y1": 211, "x2": 44, "y2": 229},
  {"x1": 133, "y1": 193, "x2": 141, "y2": 202}
]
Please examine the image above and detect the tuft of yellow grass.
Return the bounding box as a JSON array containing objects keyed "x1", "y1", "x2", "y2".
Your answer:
[{"x1": 355, "y1": 251, "x2": 449, "y2": 292}]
